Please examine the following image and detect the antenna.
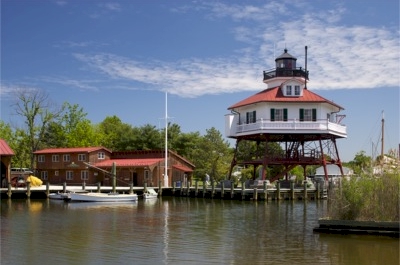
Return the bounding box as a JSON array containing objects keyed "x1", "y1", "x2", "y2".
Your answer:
[{"x1": 305, "y1": 46, "x2": 308, "y2": 89}]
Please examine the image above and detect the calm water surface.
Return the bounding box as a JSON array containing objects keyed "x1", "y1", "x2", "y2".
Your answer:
[{"x1": 1, "y1": 197, "x2": 398, "y2": 265}]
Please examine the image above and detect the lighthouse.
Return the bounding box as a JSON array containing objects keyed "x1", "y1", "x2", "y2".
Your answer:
[{"x1": 225, "y1": 48, "x2": 347, "y2": 182}]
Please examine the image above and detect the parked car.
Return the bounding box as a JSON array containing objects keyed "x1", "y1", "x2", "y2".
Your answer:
[
  {"x1": 11, "y1": 168, "x2": 33, "y2": 175},
  {"x1": 11, "y1": 176, "x2": 26, "y2": 187}
]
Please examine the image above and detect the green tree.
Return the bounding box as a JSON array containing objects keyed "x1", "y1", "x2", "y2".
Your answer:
[
  {"x1": 349, "y1": 151, "x2": 372, "y2": 175},
  {"x1": 97, "y1": 115, "x2": 137, "y2": 150},
  {"x1": 12, "y1": 88, "x2": 64, "y2": 168},
  {"x1": 191, "y1": 127, "x2": 232, "y2": 181},
  {"x1": 134, "y1": 124, "x2": 163, "y2": 150}
]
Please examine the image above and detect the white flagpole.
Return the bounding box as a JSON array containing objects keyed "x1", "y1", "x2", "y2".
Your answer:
[{"x1": 164, "y1": 91, "x2": 168, "y2": 187}]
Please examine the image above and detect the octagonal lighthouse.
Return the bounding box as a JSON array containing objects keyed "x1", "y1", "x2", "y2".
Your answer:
[{"x1": 225, "y1": 48, "x2": 347, "y2": 181}]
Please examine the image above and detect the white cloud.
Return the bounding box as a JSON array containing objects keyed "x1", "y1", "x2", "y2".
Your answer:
[{"x1": 71, "y1": 1, "x2": 399, "y2": 97}]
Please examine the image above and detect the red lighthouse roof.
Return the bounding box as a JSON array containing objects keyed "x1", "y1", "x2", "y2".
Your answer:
[{"x1": 228, "y1": 86, "x2": 344, "y2": 110}]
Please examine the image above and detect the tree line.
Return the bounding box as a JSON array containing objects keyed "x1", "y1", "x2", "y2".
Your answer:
[
  {"x1": 1, "y1": 89, "x2": 240, "y2": 181},
  {"x1": 1, "y1": 88, "x2": 382, "y2": 182}
]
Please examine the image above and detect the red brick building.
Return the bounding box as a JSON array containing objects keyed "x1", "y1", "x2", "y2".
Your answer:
[
  {"x1": 0, "y1": 139, "x2": 15, "y2": 187},
  {"x1": 33, "y1": 147, "x2": 194, "y2": 187}
]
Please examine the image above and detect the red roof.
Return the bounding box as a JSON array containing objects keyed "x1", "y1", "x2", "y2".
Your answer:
[
  {"x1": 173, "y1": 164, "x2": 194, "y2": 172},
  {"x1": 33, "y1": 146, "x2": 111, "y2": 154},
  {"x1": 0, "y1": 139, "x2": 14, "y2": 156},
  {"x1": 228, "y1": 86, "x2": 344, "y2": 110},
  {"x1": 94, "y1": 158, "x2": 164, "y2": 168}
]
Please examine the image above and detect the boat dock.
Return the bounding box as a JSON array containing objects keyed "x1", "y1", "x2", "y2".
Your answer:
[{"x1": 0, "y1": 180, "x2": 327, "y2": 201}]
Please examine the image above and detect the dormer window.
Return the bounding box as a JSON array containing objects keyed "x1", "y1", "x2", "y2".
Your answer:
[
  {"x1": 294, "y1": 85, "x2": 300, "y2": 96},
  {"x1": 286, "y1": 85, "x2": 292, "y2": 95}
]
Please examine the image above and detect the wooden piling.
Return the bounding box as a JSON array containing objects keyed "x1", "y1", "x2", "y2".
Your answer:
[
  {"x1": 7, "y1": 183, "x2": 12, "y2": 198},
  {"x1": 230, "y1": 181, "x2": 234, "y2": 199},
  {"x1": 130, "y1": 182, "x2": 134, "y2": 194},
  {"x1": 186, "y1": 181, "x2": 190, "y2": 197},
  {"x1": 211, "y1": 181, "x2": 215, "y2": 198},
  {"x1": 46, "y1": 182, "x2": 50, "y2": 197},
  {"x1": 97, "y1": 182, "x2": 101, "y2": 193},
  {"x1": 263, "y1": 181, "x2": 268, "y2": 201},
  {"x1": 241, "y1": 181, "x2": 245, "y2": 200},
  {"x1": 26, "y1": 182, "x2": 31, "y2": 198},
  {"x1": 276, "y1": 180, "x2": 280, "y2": 200},
  {"x1": 195, "y1": 180, "x2": 199, "y2": 196},
  {"x1": 82, "y1": 181, "x2": 86, "y2": 190},
  {"x1": 63, "y1": 182, "x2": 67, "y2": 193},
  {"x1": 172, "y1": 181, "x2": 176, "y2": 194},
  {"x1": 221, "y1": 181, "x2": 224, "y2": 199},
  {"x1": 202, "y1": 179, "x2": 206, "y2": 197},
  {"x1": 290, "y1": 181, "x2": 295, "y2": 200},
  {"x1": 303, "y1": 180, "x2": 307, "y2": 199},
  {"x1": 253, "y1": 187, "x2": 258, "y2": 200}
]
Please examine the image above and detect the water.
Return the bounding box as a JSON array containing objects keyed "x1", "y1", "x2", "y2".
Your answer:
[{"x1": 1, "y1": 198, "x2": 398, "y2": 265}]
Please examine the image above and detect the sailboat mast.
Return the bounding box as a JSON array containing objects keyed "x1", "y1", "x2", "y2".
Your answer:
[
  {"x1": 165, "y1": 91, "x2": 168, "y2": 184},
  {"x1": 381, "y1": 111, "x2": 384, "y2": 158}
]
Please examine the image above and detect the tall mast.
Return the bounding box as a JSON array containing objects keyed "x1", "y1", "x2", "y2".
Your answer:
[
  {"x1": 165, "y1": 91, "x2": 168, "y2": 184},
  {"x1": 381, "y1": 110, "x2": 384, "y2": 158}
]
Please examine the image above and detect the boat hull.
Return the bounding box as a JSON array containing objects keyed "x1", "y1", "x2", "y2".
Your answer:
[
  {"x1": 49, "y1": 192, "x2": 70, "y2": 200},
  {"x1": 69, "y1": 192, "x2": 138, "y2": 202}
]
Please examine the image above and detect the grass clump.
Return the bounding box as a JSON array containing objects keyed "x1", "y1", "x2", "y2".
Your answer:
[{"x1": 327, "y1": 172, "x2": 399, "y2": 222}]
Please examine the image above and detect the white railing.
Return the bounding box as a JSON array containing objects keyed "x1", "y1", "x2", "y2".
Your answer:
[{"x1": 228, "y1": 118, "x2": 346, "y2": 137}]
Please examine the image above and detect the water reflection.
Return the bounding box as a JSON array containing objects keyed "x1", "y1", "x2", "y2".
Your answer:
[{"x1": 1, "y1": 198, "x2": 398, "y2": 265}]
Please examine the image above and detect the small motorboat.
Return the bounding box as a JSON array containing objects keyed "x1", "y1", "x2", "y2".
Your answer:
[
  {"x1": 69, "y1": 192, "x2": 138, "y2": 202},
  {"x1": 143, "y1": 188, "x2": 158, "y2": 199},
  {"x1": 48, "y1": 192, "x2": 70, "y2": 200}
]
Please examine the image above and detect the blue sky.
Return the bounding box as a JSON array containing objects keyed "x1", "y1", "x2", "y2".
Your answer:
[{"x1": 1, "y1": 0, "x2": 399, "y2": 162}]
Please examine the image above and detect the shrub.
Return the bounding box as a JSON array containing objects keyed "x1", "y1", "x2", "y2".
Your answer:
[{"x1": 327, "y1": 172, "x2": 399, "y2": 221}]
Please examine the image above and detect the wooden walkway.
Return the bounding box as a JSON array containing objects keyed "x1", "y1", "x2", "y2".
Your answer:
[{"x1": 0, "y1": 181, "x2": 327, "y2": 201}]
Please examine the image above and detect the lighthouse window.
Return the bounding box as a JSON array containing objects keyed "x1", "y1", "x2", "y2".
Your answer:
[
  {"x1": 294, "y1": 86, "x2": 300, "y2": 95},
  {"x1": 299, "y1": 108, "x2": 317, "y2": 121},
  {"x1": 286, "y1": 85, "x2": 292, "y2": 95},
  {"x1": 246, "y1": 111, "x2": 256, "y2": 124},
  {"x1": 270, "y1": 108, "x2": 288, "y2": 121}
]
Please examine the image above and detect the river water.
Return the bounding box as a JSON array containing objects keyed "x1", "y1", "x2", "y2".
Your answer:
[{"x1": 1, "y1": 197, "x2": 398, "y2": 265}]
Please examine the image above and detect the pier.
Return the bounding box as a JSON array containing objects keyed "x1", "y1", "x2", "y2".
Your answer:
[{"x1": 0, "y1": 180, "x2": 327, "y2": 201}]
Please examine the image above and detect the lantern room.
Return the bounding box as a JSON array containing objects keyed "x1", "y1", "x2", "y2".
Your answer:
[{"x1": 275, "y1": 48, "x2": 297, "y2": 69}]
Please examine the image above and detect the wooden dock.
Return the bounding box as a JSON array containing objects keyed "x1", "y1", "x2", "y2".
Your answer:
[
  {"x1": 170, "y1": 182, "x2": 327, "y2": 201},
  {"x1": 0, "y1": 180, "x2": 327, "y2": 201}
]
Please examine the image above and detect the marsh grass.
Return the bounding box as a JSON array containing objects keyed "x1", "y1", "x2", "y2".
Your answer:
[{"x1": 327, "y1": 172, "x2": 400, "y2": 221}]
